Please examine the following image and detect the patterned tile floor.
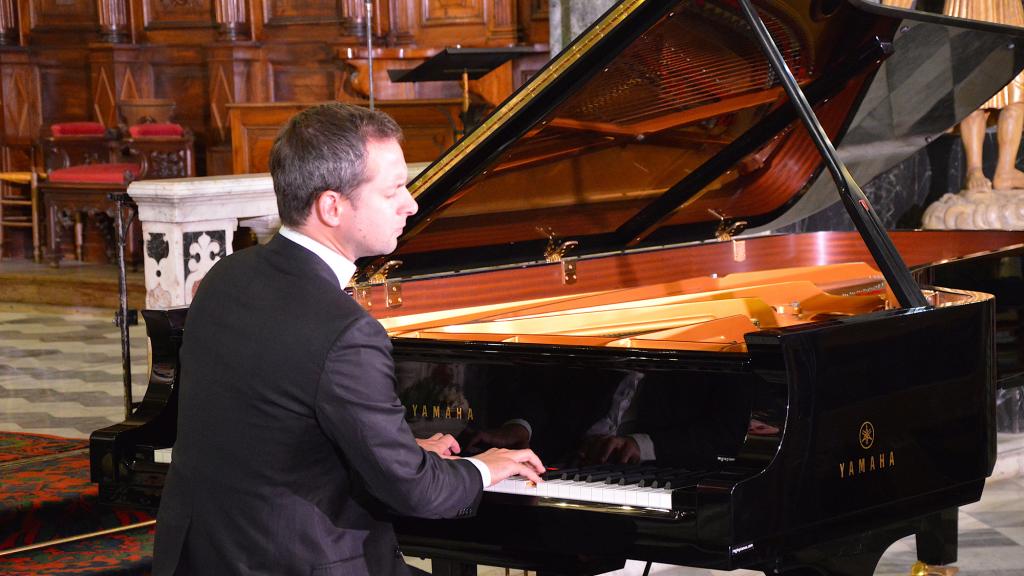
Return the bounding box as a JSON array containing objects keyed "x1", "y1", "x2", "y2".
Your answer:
[{"x1": 1, "y1": 303, "x2": 1022, "y2": 575}]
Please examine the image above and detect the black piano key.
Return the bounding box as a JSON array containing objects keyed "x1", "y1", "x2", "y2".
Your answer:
[{"x1": 583, "y1": 471, "x2": 624, "y2": 483}]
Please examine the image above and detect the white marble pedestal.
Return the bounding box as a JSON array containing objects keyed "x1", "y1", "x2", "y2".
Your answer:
[{"x1": 128, "y1": 174, "x2": 279, "y2": 309}]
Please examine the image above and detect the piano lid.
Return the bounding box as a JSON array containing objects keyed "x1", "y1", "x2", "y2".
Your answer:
[{"x1": 371, "y1": 0, "x2": 1024, "y2": 280}]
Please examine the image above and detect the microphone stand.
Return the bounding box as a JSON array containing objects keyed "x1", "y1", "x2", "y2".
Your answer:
[{"x1": 366, "y1": 1, "x2": 375, "y2": 111}]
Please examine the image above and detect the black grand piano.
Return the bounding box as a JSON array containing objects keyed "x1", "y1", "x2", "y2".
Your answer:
[{"x1": 92, "y1": 0, "x2": 1024, "y2": 574}]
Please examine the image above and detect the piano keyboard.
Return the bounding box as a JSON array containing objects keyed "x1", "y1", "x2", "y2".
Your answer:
[
  {"x1": 484, "y1": 465, "x2": 701, "y2": 510},
  {"x1": 150, "y1": 449, "x2": 694, "y2": 510}
]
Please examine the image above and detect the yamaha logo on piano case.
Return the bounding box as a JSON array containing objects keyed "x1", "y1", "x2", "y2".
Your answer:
[
  {"x1": 406, "y1": 404, "x2": 475, "y2": 421},
  {"x1": 859, "y1": 421, "x2": 874, "y2": 449},
  {"x1": 839, "y1": 421, "x2": 895, "y2": 479}
]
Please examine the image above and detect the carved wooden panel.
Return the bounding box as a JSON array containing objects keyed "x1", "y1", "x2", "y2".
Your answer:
[
  {"x1": 29, "y1": 0, "x2": 97, "y2": 31},
  {"x1": 263, "y1": 0, "x2": 342, "y2": 26},
  {"x1": 0, "y1": 55, "x2": 41, "y2": 142},
  {"x1": 265, "y1": 42, "x2": 334, "y2": 102},
  {"x1": 421, "y1": 0, "x2": 484, "y2": 26},
  {"x1": 151, "y1": 54, "x2": 207, "y2": 138},
  {"x1": 518, "y1": 0, "x2": 547, "y2": 44},
  {"x1": 269, "y1": 64, "x2": 333, "y2": 102},
  {"x1": 142, "y1": 0, "x2": 216, "y2": 29},
  {"x1": 35, "y1": 51, "x2": 91, "y2": 125}
]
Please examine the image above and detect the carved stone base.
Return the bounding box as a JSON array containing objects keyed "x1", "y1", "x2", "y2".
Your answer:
[
  {"x1": 142, "y1": 220, "x2": 234, "y2": 309},
  {"x1": 922, "y1": 189, "x2": 1024, "y2": 230}
]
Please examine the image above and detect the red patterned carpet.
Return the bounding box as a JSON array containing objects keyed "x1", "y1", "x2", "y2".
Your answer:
[
  {"x1": 0, "y1": 431, "x2": 154, "y2": 575},
  {"x1": 0, "y1": 431, "x2": 87, "y2": 463}
]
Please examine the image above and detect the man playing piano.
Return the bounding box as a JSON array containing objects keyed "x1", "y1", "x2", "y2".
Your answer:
[{"x1": 152, "y1": 103, "x2": 544, "y2": 576}]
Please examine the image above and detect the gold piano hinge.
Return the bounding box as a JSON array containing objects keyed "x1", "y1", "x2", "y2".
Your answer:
[
  {"x1": 348, "y1": 282, "x2": 372, "y2": 309},
  {"x1": 539, "y1": 226, "x2": 579, "y2": 285},
  {"x1": 561, "y1": 258, "x2": 577, "y2": 285},
  {"x1": 708, "y1": 209, "x2": 748, "y2": 242},
  {"x1": 351, "y1": 259, "x2": 404, "y2": 309}
]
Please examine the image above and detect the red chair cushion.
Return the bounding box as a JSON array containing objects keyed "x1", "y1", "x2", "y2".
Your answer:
[
  {"x1": 128, "y1": 123, "x2": 185, "y2": 138},
  {"x1": 51, "y1": 122, "x2": 107, "y2": 137},
  {"x1": 49, "y1": 163, "x2": 141, "y2": 184}
]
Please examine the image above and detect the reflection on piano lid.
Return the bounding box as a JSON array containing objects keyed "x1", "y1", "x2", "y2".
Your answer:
[{"x1": 91, "y1": 0, "x2": 1024, "y2": 574}]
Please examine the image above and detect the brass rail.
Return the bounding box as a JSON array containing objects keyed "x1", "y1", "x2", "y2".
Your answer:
[{"x1": 0, "y1": 519, "x2": 156, "y2": 558}]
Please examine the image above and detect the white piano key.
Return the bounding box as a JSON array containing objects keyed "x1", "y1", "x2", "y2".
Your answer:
[{"x1": 154, "y1": 447, "x2": 173, "y2": 463}]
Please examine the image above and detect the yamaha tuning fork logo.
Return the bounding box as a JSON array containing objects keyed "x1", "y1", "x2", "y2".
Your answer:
[
  {"x1": 838, "y1": 420, "x2": 895, "y2": 479},
  {"x1": 859, "y1": 421, "x2": 875, "y2": 450}
]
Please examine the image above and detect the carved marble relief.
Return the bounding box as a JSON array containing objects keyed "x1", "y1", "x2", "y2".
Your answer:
[
  {"x1": 145, "y1": 230, "x2": 176, "y2": 308},
  {"x1": 183, "y1": 230, "x2": 225, "y2": 300}
]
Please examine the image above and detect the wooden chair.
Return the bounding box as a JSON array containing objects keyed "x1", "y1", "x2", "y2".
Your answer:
[
  {"x1": 38, "y1": 122, "x2": 141, "y2": 267},
  {"x1": 0, "y1": 169, "x2": 41, "y2": 262},
  {"x1": 122, "y1": 122, "x2": 196, "y2": 179}
]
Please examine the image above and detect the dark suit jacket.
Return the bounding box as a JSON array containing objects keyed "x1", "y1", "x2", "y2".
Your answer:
[{"x1": 153, "y1": 234, "x2": 483, "y2": 576}]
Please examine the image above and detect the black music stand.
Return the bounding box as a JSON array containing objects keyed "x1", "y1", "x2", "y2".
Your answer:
[{"x1": 388, "y1": 47, "x2": 534, "y2": 133}]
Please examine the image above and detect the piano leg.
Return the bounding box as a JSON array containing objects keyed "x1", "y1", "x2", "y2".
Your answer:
[{"x1": 915, "y1": 508, "x2": 958, "y2": 566}]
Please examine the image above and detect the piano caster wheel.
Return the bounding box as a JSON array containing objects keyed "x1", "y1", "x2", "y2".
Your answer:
[{"x1": 910, "y1": 561, "x2": 959, "y2": 576}]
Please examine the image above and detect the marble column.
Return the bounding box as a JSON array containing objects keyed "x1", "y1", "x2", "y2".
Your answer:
[{"x1": 548, "y1": 0, "x2": 617, "y2": 55}]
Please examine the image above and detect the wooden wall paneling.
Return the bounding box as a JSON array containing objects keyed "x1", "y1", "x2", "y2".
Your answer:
[
  {"x1": 517, "y1": 0, "x2": 547, "y2": 45},
  {"x1": 34, "y1": 46, "x2": 92, "y2": 125},
  {"x1": 421, "y1": 0, "x2": 485, "y2": 25},
  {"x1": 89, "y1": 44, "x2": 153, "y2": 127},
  {"x1": 0, "y1": 47, "x2": 41, "y2": 145},
  {"x1": 227, "y1": 101, "x2": 301, "y2": 173},
  {"x1": 413, "y1": 0, "x2": 491, "y2": 46},
  {"x1": 205, "y1": 41, "x2": 264, "y2": 174},
  {"x1": 487, "y1": 0, "x2": 516, "y2": 45},
  {"x1": 264, "y1": 0, "x2": 342, "y2": 26},
  {"x1": 148, "y1": 44, "x2": 207, "y2": 133},
  {"x1": 142, "y1": 0, "x2": 213, "y2": 31},
  {"x1": 387, "y1": 0, "x2": 414, "y2": 44},
  {"x1": 229, "y1": 99, "x2": 464, "y2": 174},
  {"x1": 265, "y1": 42, "x2": 335, "y2": 102},
  {"x1": 258, "y1": 0, "x2": 346, "y2": 42},
  {"x1": 27, "y1": 0, "x2": 98, "y2": 40}
]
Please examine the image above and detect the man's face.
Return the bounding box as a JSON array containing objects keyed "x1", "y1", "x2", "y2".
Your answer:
[{"x1": 337, "y1": 138, "x2": 418, "y2": 260}]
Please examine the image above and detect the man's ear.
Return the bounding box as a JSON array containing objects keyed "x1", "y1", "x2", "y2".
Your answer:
[{"x1": 314, "y1": 190, "x2": 344, "y2": 226}]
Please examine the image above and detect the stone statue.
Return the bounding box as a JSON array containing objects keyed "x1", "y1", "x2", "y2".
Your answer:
[{"x1": 949, "y1": 0, "x2": 1024, "y2": 191}]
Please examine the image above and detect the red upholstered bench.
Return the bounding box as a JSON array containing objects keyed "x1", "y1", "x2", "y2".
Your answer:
[{"x1": 48, "y1": 163, "x2": 141, "y2": 185}]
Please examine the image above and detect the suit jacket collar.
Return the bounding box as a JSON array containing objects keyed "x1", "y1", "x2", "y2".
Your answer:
[{"x1": 266, "y1": 233, "x2": 346, "y2": 291}]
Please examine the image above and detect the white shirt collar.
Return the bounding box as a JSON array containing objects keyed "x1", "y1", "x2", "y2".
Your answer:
[{"x1": 278, "y1": 226, "x2": 357, "y2": 289}]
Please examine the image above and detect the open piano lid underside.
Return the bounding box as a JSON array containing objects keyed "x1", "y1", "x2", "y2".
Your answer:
[{"x1": 377, "y1": 0, "x2": 1024, "y2": 280}]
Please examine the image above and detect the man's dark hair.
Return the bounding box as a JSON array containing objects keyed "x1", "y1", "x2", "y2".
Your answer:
[{"x1": 269, "y1": 103, "x2": 403, "y2": 227}]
